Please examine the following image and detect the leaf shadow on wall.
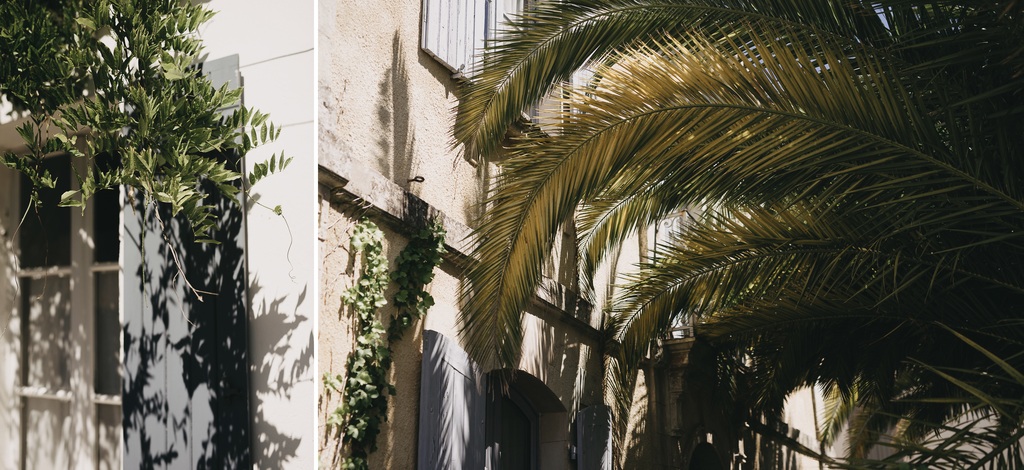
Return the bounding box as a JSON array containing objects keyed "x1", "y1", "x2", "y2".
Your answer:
[
  {"x1": 122, "y1": 172, "x2": 305, "y2": 468},
  {"x1": 376, "y1": 32, "x2": 416, "y2": 191},
  {"x1": 247, "y1": 278, "x2": 312, "y2": 468}
]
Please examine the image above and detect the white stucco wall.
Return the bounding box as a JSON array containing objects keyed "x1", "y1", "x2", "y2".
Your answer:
[
  {"x1": 0, "y1": 92, "x2": 18, "y2": 469},
  {"x1": 200, "y1": 2, "x2": 316, "y2": 468},
  {"x1": 0, "y1": 3, "x2": 316, "y2": 467},
  {"x1": 0, "y1": 166, "x2": 19, "y2": 470},
  {"x1": 783, "y1": 386, "x2": 828, "y2": 468}
]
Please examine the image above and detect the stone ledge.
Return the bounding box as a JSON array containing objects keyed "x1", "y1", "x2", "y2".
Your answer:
[
  {"x1": 318, "y1": 157, "x2": 602, "y2": 344},
  {"x1": 318, "y1": 154, "x2": 473, "y2": 265}
]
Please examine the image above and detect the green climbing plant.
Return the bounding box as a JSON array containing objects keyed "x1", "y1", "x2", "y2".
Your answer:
[
  {"x1": 322, "y1": 218, "x2": 446, "y2": 469},
  {"x1": 389, "y1": 219, "x2": 447, "y2": 340},
  {"x1": 327, "y1": 219, "x2": 391, "y2": 470}
]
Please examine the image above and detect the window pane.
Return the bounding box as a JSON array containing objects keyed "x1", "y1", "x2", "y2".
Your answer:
[
  {"x1": 19, "y1": 154, "x2": 71, "y2": 268},
  {"x1": 21, "y1": 276, "x2": 71, "y2": 390},
  {"x1": 22, "y1": 397, "x2": 71, "y2": 469},
  {"x1": 97, "y1": 404, "x2": 122, "y2": 470},
  {"x1": 94, "y1": 271, "x2": 120, "y2": 395},
  {"x1": 93, "y1": 188, "x2": 120, "y2": 263}
]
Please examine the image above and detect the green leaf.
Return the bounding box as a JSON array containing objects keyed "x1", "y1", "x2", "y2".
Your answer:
[
  {"x1": 58, "y1": 190, "x2": 83, "y2": 208},
  {"x1": 160, "y1": 61, "x2": 185, "y2": 80},
  {"x1": 75, "y1": 17, "x2": 97, "y2": 31}
]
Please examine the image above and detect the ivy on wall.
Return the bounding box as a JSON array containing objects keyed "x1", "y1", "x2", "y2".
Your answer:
[
  {"x1": 389, "y1": 219, "x2": 447, "y2": 340},
  {"x1": 323, "y1": 218, "x2": 447, "y2": 470}
]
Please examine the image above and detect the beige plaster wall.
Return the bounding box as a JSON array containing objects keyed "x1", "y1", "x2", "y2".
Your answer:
[
  {"x1": 317, "y1": 185, "x2": 606, "y2": 468},
  {"x1": 318, "y1": 1, "x2": 606, "y2": 467},
  {"x1": 314, "y1": 0, "x2": 688, "y2": 468},
  {"x1": 319, "y1": 0, "x2": 485, "y2": 227},
  {"x1": 318, "y1": 193, "x2": 431, "y2": 469},
  {"x1": 315, "y1": 191, "x2": 453, "y2": 470}
]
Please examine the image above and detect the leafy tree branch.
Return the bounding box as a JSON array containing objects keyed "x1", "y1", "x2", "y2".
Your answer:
[{"x1": 0, "y1": 0, "x2": 289, "y2": 243}]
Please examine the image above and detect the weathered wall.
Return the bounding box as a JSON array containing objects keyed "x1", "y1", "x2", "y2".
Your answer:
[
  {"x1": 317, "y1": 0, "x2": 475, "y2": 456},
  {"x1": 319, "y1": 0, "x2": 484, "y2": 224},
  {"x1": 317, "y1": 176, "x2": 606, "y2": 468},
  {"x1": 317, "y1": 0, "x2": 604, "y2": 467}
]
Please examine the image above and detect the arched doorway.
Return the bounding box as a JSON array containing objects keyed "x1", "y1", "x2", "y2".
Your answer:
[
  {"x1": 689, "y1": 442, "x2": 723, "y2": 470},
  {"x1": 488, "y1": 384, "x2": 537, "y2": 469},
  {"x1": 485, "y1": 370, "x2": 567, "y2": 470}
]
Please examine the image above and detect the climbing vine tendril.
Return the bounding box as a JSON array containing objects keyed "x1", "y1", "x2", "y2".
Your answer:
[{"x1": 322, "y1": 217, "x2": 446, "y2": 469}]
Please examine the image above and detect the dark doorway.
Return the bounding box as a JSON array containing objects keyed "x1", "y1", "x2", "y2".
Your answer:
[
  {"x1": 689, "y1": 443, "x2": 723, "y2": 470},
  {"x1": 487, "y1": 386, "x2": 538, "y2": 470}
]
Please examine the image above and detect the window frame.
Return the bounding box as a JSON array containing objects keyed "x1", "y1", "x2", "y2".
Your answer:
[
  {"x1": 12, "y1": 152, "x2": 124, "y2": 470},
  {"x1": 420, "y1": 0, "x2": 530, "y2": 78}
]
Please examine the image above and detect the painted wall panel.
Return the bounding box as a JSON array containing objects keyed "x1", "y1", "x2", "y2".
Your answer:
[
  {"x1": 121, "y1": 55, "x2": 252, "y2": 470},
  {"x1": 198, "y1": 0, "x2": 313, "y2": 69},
  {"x1": 0, "y1": 167, "x2": 19, "y2": 470},
  {"x1": 200, "y1": 2, "x2": 315, "y2": 468}
]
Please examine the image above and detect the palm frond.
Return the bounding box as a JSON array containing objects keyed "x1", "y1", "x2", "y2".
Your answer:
[
  {"x1": 456, "y1": 0, "x2": 1024, "y2": 462},
  {"x1": 456, "y1": 0, "x2": 897, "y2": 157},
  {"x1": 461, "y1": 18, "x2": 1024, "y2": 368}
]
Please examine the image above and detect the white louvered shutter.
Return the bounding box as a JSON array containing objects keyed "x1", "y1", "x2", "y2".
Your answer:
[
  {"x1": 421, "y1": 0, "x2": 526, "y2": 77},
  {"x1": 486, "y1": 0, "x2": 525, "y2": 42},
  {"x1": 421, "y1": 0, "x2": 487, "y2": 75}
]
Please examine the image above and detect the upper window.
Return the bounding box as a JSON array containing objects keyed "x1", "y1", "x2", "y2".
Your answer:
[
  {"x1": 420, "y1": 0, "x2": 527, "y2": 77},
  {"x1": 19, "y1": 155, "x2": 71, "y2": 268}
]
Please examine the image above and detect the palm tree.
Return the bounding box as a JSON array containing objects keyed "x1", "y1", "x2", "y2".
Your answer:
[{"x1": 454, "y1": 0, "x2": 1024, "y2": 463}]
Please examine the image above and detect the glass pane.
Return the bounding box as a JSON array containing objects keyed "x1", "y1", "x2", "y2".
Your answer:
[
  {"x1": 94, "y1": 271, "x2": 120, "y2": 395},
  {"x1": 93, "y1": 188, "x2": 120, "y2": 263},
  {"x1": 97, "y1": 404, "x2": 122, "y2": 470},
  {"x1": 22, "y1": 397, "x2": 71, "y2": 469},
  {"x1": 19, "y1": 154, "x2": 71, "y2": 268},
  {"x1": 21, "y1": 276, "x2": 71, "y2": 390}
]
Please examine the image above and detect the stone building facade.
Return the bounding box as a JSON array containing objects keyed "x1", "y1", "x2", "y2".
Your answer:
[{"x1": 318, "y1": 0, "x2": 829, "y2": 468}]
